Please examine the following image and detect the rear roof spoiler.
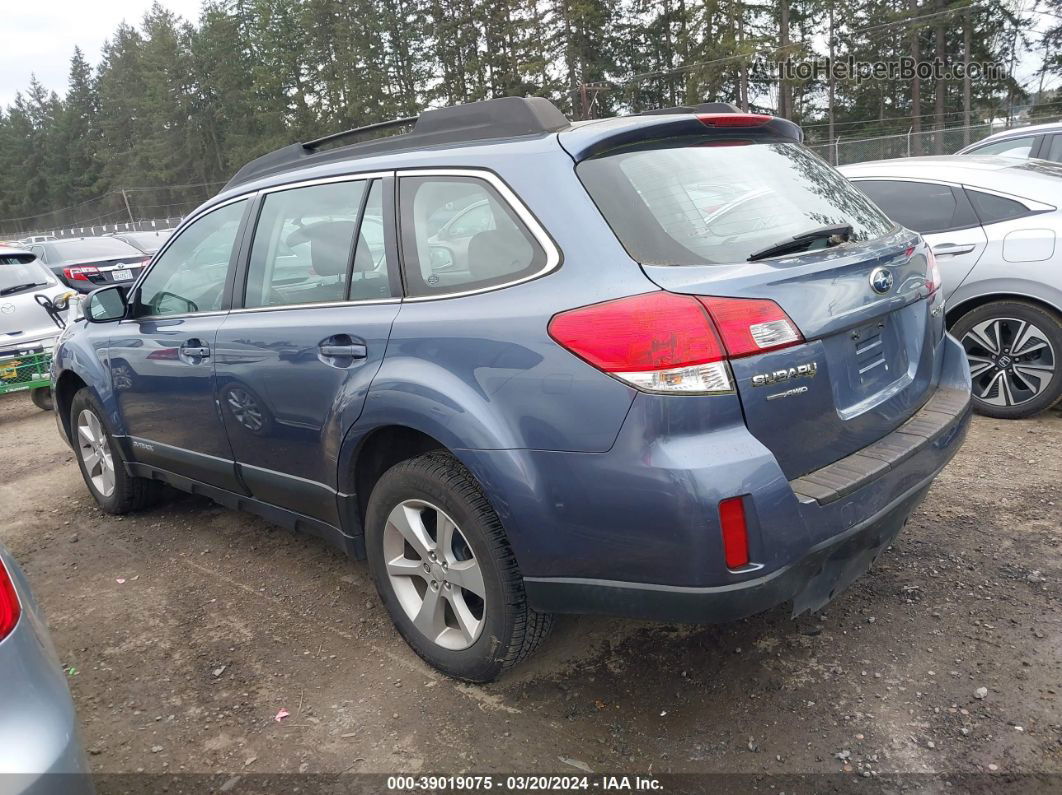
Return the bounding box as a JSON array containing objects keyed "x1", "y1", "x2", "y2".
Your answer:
[{"x1": 559, "y1": 110, "x2": 803, "y2": 162}]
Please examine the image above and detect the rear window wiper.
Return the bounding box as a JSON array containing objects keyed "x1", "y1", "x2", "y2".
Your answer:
[
  {"x1": 0, "y1": 282, "x2": 47, "y2": 296},
  {"x1": 747, "y1": 224, "x2": 853, "y2": 262}
]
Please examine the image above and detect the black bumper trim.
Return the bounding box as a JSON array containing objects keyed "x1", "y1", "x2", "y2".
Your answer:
[{"x1": 789, "y1": 386, "x2": 971, "y2": 505}]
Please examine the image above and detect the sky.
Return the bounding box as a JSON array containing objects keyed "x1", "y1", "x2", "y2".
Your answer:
[{"x1": 1, "y1": 1, "x2": 204, "y2": 108}]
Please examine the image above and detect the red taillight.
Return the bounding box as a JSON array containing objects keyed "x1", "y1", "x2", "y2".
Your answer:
[
  {"x1": 548, "y1": 292, "x2": 731, "y2": 394},
  {"x1": 548, "y1": 292, "x2": 726, "y2": 371},
  {"x1": 697, "y1": 113, "x2": 773, "y2": 128},
  {"x1": 697, "y1": 296, "x2": 803, "y2": 358},
  {"x1": 548, "y1": 292, "x2": 804, "y2": 394},
  {"x1": 925, "y1": 248, "x2": 942, "y2": 295},
  {"x1": 0, "y1": 559, "x2": 21, "y2": 641},
  {"x1": 719, "y1": 497, "x2": 750, "y2": 569},
  {"x1": 63, "y1": 265, "x2": 100, "y2": 282}
]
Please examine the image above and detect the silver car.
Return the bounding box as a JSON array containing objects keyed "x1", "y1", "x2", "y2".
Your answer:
[
  {"x1": 1, "y1": 247, "x2": 77, "y2": 409},
  {"x1": 956, "y1": 122, "x2": 1062, "y2": 163},
  {"x1": 0, "y1": 543, "x2": 92, "y2": 793},
  {"x1": 840, "y1": 155, "x2": 1062, "y2": 418}
]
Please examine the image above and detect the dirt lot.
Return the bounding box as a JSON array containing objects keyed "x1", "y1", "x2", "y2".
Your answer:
[{"x1": 1, "y1": 395, "x2": 1059, "y2": 785}]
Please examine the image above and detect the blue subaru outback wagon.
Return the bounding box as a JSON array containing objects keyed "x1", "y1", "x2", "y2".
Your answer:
[{"x1": 53, "y1": 98, "x2": 972, "y2": 681}]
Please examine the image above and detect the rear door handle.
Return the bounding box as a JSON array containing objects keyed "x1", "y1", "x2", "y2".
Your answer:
[
  {"x1": 932, "y1": 243, "x2": 976, "y2": 256},
  {"x1": 182, "y1": 346, "x2": 211, "y2": 358},
  {"x1": 319, "y1": 344, "x2": 367, "y2": 358}
]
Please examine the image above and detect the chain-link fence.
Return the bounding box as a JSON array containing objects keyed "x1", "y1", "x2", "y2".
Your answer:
[
  {"x1": 1, "y1": 119, "x2": 1054, "y2": 240},
  {"x1": 805, "y1": 121, "x2": 1021, "y2": 165},
  {"x1": 0, "y1": 181, "x2": 226, "y2": 241}
]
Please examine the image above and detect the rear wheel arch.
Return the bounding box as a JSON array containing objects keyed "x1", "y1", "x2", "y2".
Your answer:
[
  {"x1": 946, "y1": 291, "x2": 1062, "y2": 329},
  {"x1": 348, "y1": 426, "x2": 449, "y2": 531}
]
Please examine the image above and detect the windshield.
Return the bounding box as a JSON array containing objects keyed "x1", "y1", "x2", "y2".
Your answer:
[
  {"x1": 45, "y1": 238, "x2": 142, "y2": 263},
  {"x1": 0, "y1": 255, "x2": 55, "y2": 294},
  {"x1": 577, "y1": 141, "x2": 895, "y2": 266}
]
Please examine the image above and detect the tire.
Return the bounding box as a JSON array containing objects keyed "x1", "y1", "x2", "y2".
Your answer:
[
  {"x1": 951, "y1": 299, "x2": 1062, "y2": 419},
  {"x1": 30, "y1": 387, "x2": 53, "y2": 411},
  {"x1": 70, "y1": 388, "x2": 161, "y2": 514},
  {"x1": 365, "y1": 452, "x2": 552, "y2": 682}
]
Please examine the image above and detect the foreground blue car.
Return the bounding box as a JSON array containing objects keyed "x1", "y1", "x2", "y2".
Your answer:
[
  {"x1": 52, "y1": 98, "x2": 971, "y2": 681},
  {"x1": 0, "y1": 544, "x2": 93, "y2": 793}
]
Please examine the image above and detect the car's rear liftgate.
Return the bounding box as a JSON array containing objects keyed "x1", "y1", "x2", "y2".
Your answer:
[{"x1": 642, "y1": 236, "x2": 946, "y2": 479}]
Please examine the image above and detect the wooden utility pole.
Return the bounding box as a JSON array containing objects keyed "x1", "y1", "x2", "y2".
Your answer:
[{"x1": 120, "y1": 189, "x2": 134, "y2": 225}]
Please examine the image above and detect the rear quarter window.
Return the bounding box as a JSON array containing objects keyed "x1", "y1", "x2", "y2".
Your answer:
[
  {"x1": 854, "y1": 180, "x2": 979, "y2": 234},
  {"x1": 577, "y1": 141, "x2": 894, "y2": 266},
  {"x1": 965, "y1": 189, "x2": 1039, "y2": 225},
  {"x1": 398, "y1": 175, "x2": 549, "y2": 297}
]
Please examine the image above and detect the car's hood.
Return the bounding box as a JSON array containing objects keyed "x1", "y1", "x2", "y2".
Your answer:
[{"x1": 0, "y1": 285, "x2": 72, "y2": 353}]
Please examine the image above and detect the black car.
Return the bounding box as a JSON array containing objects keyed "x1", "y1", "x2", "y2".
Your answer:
[
  {"x1": 110, "y1": 229, "x2": 174, "y2": 256},
  {"x1": 29, "y1": 238, "x2": 150, "y2": 293}
]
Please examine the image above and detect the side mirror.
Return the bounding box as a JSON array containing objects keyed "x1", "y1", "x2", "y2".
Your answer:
[{"x1": 85, "y1": 286, "x2": 128, "y2": 323}]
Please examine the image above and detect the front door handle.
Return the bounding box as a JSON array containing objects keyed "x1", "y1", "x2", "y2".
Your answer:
[{"x1": 932, "y1": 243, "x2": 976, "y2": 256}]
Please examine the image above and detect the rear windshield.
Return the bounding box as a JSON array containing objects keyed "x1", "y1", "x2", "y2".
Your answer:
[
  {"x1": 45, "y1": 238, "x2": 141, "y2": 262},
  {"x1": 577, "y1": 141, "x2": 895, "y2": 266},
  {"x1": 0, "y1": 256, "x2": 55, "y2": 292}
]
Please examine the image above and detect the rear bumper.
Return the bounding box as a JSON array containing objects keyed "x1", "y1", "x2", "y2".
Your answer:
[
  {"x1": 486, "y1": 333, "x2": 971, "y2": 622},
  {"x1": 524, "y1": 473, "x2": 934, "y2": 622}
]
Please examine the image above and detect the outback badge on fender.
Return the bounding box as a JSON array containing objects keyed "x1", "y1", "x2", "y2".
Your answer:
[{"x1": 751, "y1": 361, "x2": 818, "y2": 387}]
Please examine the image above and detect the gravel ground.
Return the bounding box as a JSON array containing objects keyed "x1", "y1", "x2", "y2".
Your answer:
[{"x1": 0, "y1": 394, "x2": 1059, "y2": 785}]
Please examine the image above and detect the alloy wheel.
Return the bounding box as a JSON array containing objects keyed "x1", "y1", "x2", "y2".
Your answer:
[
  {"x1": 961, "y1": 317, "x2": 1056, "y2": 408},
  {"x1": 77, "y1": 409, "x2": 116, "y2": 497},
  {"x1": 382, "y1": 499, "x2": 486, "y2": 650}
]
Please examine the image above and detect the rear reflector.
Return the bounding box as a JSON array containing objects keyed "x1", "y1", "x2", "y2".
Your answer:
[
  {"x1": 697, "y1": 113, "x2": 773, "y2": 128},
  {"x1": 697, "y1": 297, "x2": 803, "y2": 358},
  {"x1": 0, "y1": 558, "x2": 21, "y2": 641},
  {"x1": 719, "y1": 497, "x2": 750, "y2": 569},
  {"x1": 63, "y1": 265, "x2": 100, "y2": 282},
  {"x1": 548, "y1": 292, "x2": 804, "y2": 394}
]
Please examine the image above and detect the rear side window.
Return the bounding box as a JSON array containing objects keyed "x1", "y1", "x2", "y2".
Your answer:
[
  {"x1": 969, "y1": 136, "x2": 1034, "y2": 159},
  {"x1": 965, "y1": 189, "x2": 1036, "y2": 226},
  {"x1": 244, "y1": 179, "x2": 391, "y2": 308},
  {"x1": 854, "y1": 180, "x2": 978, "y2": 234},
  {"x1": 399, "y1": 176, "x2": 547, "y2": 297},
  {"x1": 577, "y1": 142, "x2": 893, "y2": 266},
  {"x1": 1045, "y1": 135, "x2": 1062, "y2": 163}
]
